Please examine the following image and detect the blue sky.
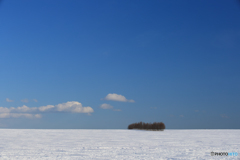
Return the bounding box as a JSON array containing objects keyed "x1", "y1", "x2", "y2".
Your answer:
[{"x1": 0, "y1": 0, "x2": 239, "y2": 129}]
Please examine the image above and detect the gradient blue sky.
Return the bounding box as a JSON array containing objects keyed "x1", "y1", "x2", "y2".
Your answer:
[{"x1": 0, "y1": 0, "x2": 239, "y2": 129}]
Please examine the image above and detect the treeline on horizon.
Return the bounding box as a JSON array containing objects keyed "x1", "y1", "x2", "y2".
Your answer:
[{"x1": 128, "y1": 122, "x2": 165, "y2": 130}]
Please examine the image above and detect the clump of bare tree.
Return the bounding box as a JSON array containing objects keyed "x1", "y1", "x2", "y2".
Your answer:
[{"x1": 128, "y1": 122, "x2": 165, "y2": 131}]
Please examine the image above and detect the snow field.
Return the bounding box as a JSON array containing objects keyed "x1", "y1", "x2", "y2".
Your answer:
[{"x1": 0, "y1": 129, "x2": 239, "y2": 159}]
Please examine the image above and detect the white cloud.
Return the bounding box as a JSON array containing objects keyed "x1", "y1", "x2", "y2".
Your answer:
[
  {"x1": 35, "y1": 114, "x2": 42, "y2": 118},
  {"x1": 100, "y1": 103, "x2": 113, "y2": 109},
  {"x1": 0, "y1": 113, "x2": 41, "y2": 119},
  {"x1": 0, "y1": 107, "x2": 10, "y2": 113},
  {"x1": 0, "y1": 101, "x2": 94, "y2": 119},
  {"x1": 39, "y1": 105, "x2": 55, "y2": 112},
  {"x1": 33, "y1": 99, "x2": 38, "y2": 102},
  {"x1": 100, "y1": 103, "x2": 121, "y2": 112},
  {"x1": 55, "y1": 101, "x2": 94, "y2": 113},
  {"x1": 39, "y1": 101, "x2": 94, "y2": 113},
  {"x1": 21, "y1": 99, "x2": 29, "y2": 103},
  {"x1": 113, "y1": 109, "x2": 121, "y2": 112},
  {"x1": 179, "y1": 115, "x2": 184, "y2": 118},
  {"x1": 16, "y1": 105, "x2": 38, "y2": 112},
  {"x1": 0, "y1": 105, "x2": 37, "y2": 113},
  {"x1": 6, "y1": 98, "x2": 14, "y2": 102},
  {"x1": 103, "y1": 93, "x2": 135, "y2": 102}
]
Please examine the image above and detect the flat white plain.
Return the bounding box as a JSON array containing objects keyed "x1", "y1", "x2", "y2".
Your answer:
[{"x1": 0, "y1": 129, "x2": 239, "y2": 160}]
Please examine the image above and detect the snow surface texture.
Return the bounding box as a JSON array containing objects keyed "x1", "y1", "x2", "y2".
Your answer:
[{"x1": 0, "y1": 129, "x2": 239, "y2": 160}]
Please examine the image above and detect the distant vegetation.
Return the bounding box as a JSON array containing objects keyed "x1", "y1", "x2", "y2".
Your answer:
[{"x1": 128, "y1": 122, "x2": 165, "y2": 131}]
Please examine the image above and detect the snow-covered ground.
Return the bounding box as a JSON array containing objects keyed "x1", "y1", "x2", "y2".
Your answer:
[{"x1": 0, "y1": 129, "x2": 239, "y2": 159}]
